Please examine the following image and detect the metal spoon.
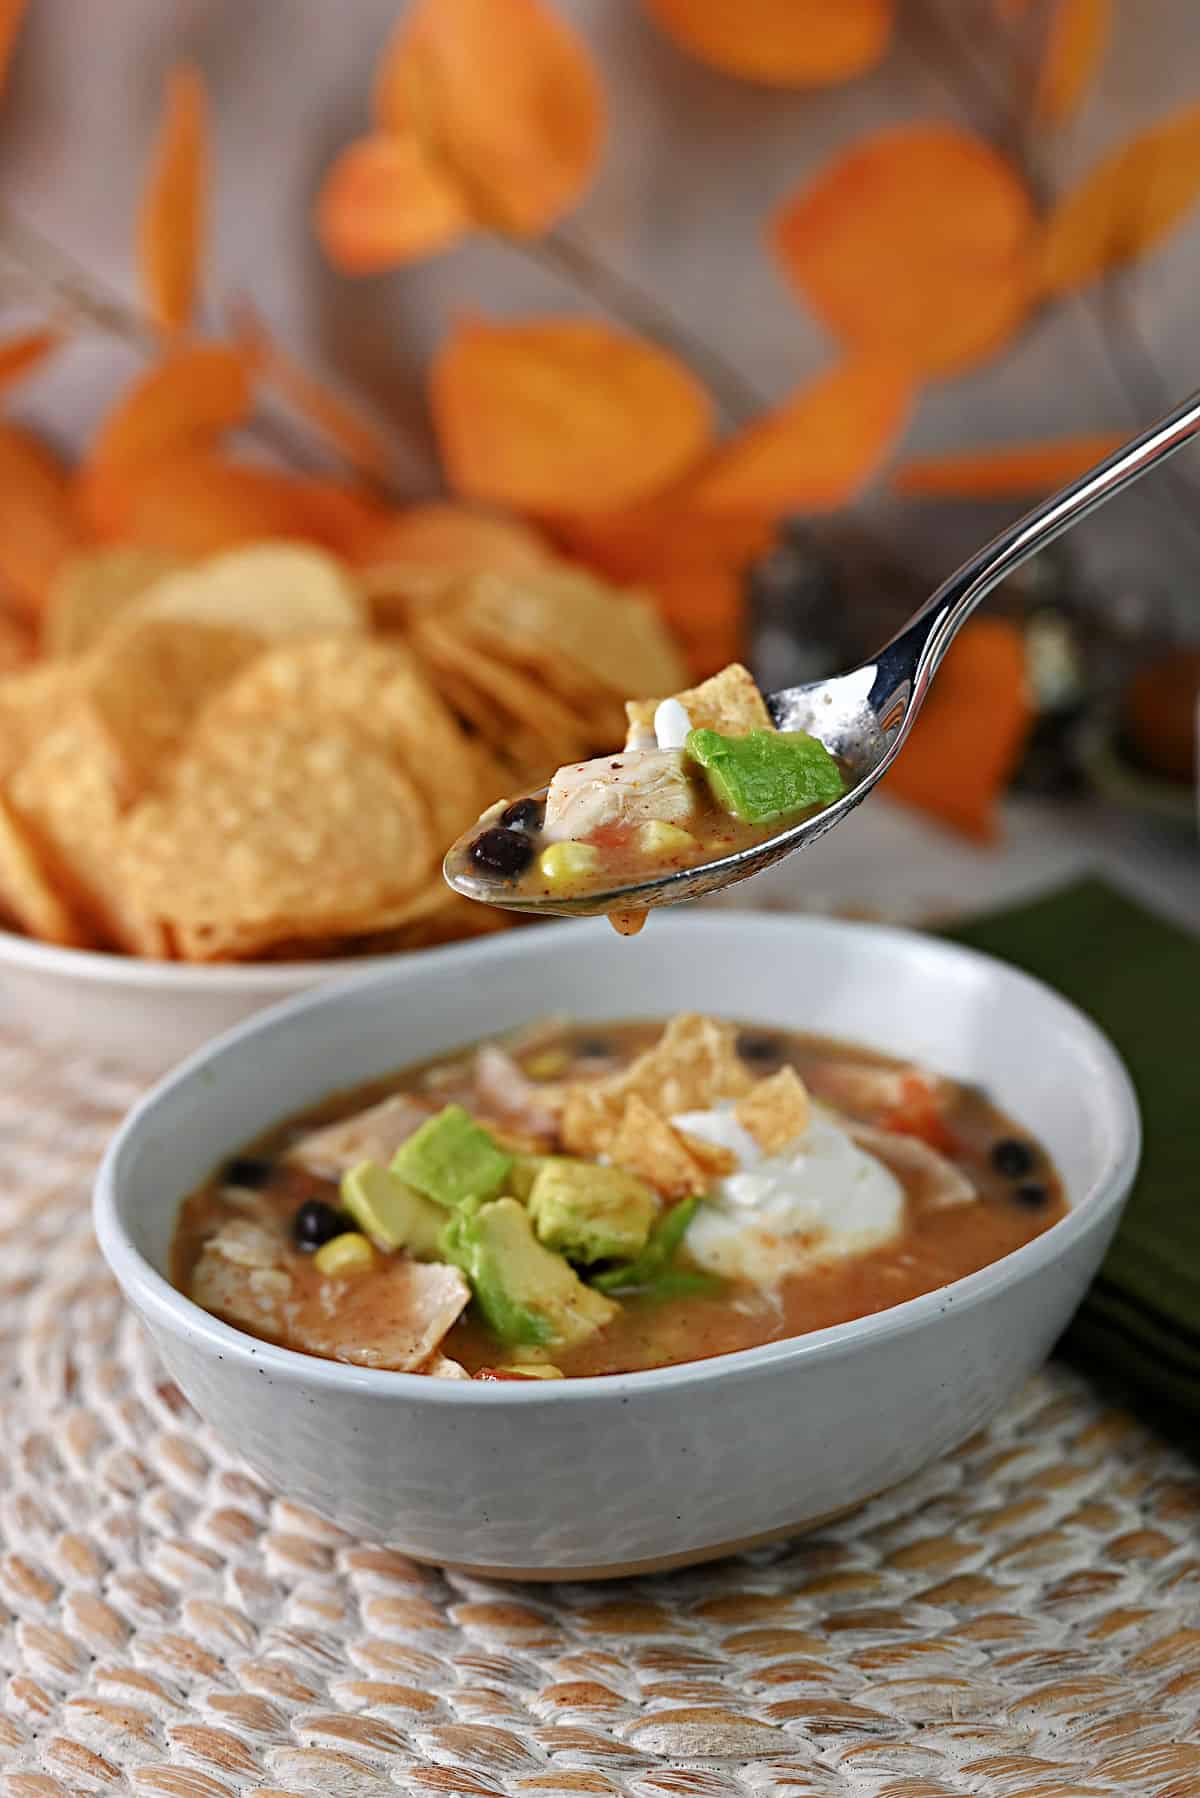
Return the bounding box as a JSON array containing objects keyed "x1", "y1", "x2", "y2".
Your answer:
[{"x1": 444, "y1": 386, "x2": 1200, "y2": 918}]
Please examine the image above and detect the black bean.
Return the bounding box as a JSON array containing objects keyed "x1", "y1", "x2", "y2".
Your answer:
[
  {"x1": 990, "y1": 1138, "x2": 1036, "y2": 1179},
  {"x1": 292, "y1": 1198, "x2": 349, "y2": 1251},
  {"x1": 224, "y1": 1155, "x2": 274, "y2": 1189},
  {"x1": 1013, "y1": 1182, "x2": 1049, "y2": 1209},
  {"x1": 500, "y1": 796, "x2": 544, "y2": 831},
  {"x1": 577, "y1": 1036, "x2": 613, "y2": 1058},
  {"x1": 470, "y1": 826, "x2": 535, "y2": 877},
  {"x1": 736, "y1": 1032, "x2": 783, "y2": 1066}
]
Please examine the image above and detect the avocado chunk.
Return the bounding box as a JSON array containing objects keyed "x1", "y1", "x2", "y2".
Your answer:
[
  {"x1": 391, "y1": 1105, "x2": 512, "y2": 1209},
  {"x1": 341, "y1": 1160, "x2": 446, "y2": 1258},
  {"x1": 507, "y1": 1153, "x2": 550, "y2": 1202},
  {"x1": 528, "y1": 1159, "x2": 657, "y2": 1263},
  {"x1": 686, "y1": 727, "x2": 844, "y2": 824},
  {"x1": 443, "y1": 1197, "x2": 618, "y2": 1347}
]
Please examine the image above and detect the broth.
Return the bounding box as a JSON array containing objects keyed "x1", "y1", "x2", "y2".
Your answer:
[{"x1": 173, "y1": 1018, "x2": 1067, "y2": 1379}]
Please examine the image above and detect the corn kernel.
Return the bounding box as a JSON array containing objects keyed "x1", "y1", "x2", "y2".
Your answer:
[
  {"x1": 525, "y1": 1048, "x2": 568, "y2": 1080},
  {"x1": 313, "y1": 1231, "x2": 376, "y2": 1276},
  {"x1": 498, "y1": 1363, "x2": 564, "y2": 1379},
  {"x1": 538, "y1": 841, "x2": 600, "y2": 887},
  {"x1": 637, "y1": 820, "x2": 697, "y2": 855}
]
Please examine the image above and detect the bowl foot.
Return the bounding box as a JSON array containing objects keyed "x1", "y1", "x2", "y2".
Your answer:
[{"x1": 413, "y1": 1501, "x2": 870, "y2": 1582}]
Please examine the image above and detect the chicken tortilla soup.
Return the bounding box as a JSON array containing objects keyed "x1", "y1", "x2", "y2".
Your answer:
[{"x1": 173, "y1": 1013, "x2": 1066, "y2": 1380}]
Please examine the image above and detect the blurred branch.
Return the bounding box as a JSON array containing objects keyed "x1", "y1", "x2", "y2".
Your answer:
[
  {"x1": 0, "y1": 204, "x2": 412, "y2": 497},
  {"x1": 512, "y1": 227, "x2": 768, "y2": 427}
]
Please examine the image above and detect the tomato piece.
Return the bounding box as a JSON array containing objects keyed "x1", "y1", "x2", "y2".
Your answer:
[{"x1": 882, "y1": 1073, "x2": 959, "y2": 1155}]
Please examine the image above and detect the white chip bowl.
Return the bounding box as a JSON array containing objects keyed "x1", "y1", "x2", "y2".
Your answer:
[
  {"x1": 94, "y1": 913, "x2": 1140, "y2": 1579},
  {"x1": 0, "y1": 925, "x2": 409, "y2": 1073}
]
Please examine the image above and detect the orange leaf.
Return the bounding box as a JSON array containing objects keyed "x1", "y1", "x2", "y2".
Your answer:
[
  {"x1": 113, "y1": 455, "x2": 363, "y2": 558},
  {"x1": 356, "y1": 502, "x2": 551, "y2": 574},
  {"x1": 374, "y1": 0, "x2": 604, "y2": 236},
  {"x1": 551, "y1": 504, "x2": 772, "y2": 580},
  {"x1": 551, "y1": 507, "x2": 760, "y2": 680},
  {"x1": 893, "y1": 430, "x2": 1123, "y2": 499},
  {"x1": 641, "y1": 0, "x2": 892, "y2": 86},
  {"x1": 79, "y1": 344, "x2": 255, "y2": 537},
  {"x1": 281, "y1": 478, "x2": 391, "y2": 559},
  {"x1": 0, "y1": 327, "x2": 62, "y2": 394},
  {"x1": 1034, "y1": 0, "x2": 1110, "y2": 126},
  {"x1": 315, "y1": 132, "x2": 471, "y2": 272},
  {"x1": 773, "y1": 124, "x2": 1035, "y2": 377},
  {"x1": 231, "y1": 298, "x2": 397, "y2": 485},
  {"x1": 682, "y1": 353, "x2": 914, "y2": 514},
  {"x1": 631, "y1": 567, "x2": 747, "y2": 680},
  {"x1": 1037, "y1": 101, "x2": 1200, "y2": 297},
  {"x1": 0, "y1": 607, "x2": 34, "y2": 672},
  {"x1": 0, "y1": 424, "x2": 78, "y2": 619},
  {"x1": 0, "y1": 0, "x2": 28, "y2": 97},
  {"x1": 884, "y1": 618, "x2": 1033, "y2": 841},
  {"x1": 138, "y1": 64, "x2": 208, "y2": 332},
  {"x1": 431, "y1": 316, "x2": 715, "y2": 514}
]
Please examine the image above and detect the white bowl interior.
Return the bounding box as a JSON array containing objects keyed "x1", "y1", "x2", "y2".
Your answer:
[{"x1": 113, "y1": 914, "x2": 1133, "y2": 1285}]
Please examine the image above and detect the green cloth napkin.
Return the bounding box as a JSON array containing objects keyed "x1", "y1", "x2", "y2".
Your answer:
[{"x1": 944, "y1": 877, "x2": 1200, "y2": 1435}]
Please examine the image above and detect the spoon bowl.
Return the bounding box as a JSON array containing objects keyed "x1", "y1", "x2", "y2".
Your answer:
[{"x1": 445, "y1": 386, "x2": 1200, "y2": 917}]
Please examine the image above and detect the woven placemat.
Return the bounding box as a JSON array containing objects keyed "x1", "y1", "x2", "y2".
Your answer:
[{"x1": 3, "y1": 1024, "x2": 1200, "y2": 1797}]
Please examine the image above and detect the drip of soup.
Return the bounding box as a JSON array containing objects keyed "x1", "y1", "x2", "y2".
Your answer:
[{"x1": 172, "y1": 1015, "x2": 1066, "y2": 1381}]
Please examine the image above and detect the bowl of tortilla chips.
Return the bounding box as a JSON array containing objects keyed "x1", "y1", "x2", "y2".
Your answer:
[{"x1": 0, "y1": 538, "x2": 685, "y2": 1069}]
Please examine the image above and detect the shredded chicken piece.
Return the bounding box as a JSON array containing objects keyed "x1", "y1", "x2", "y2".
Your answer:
[
  {"x1": 806, "y1": 1061, "x2": 952, "y2": 1123},
  {"x1": 543, "y1": 749, "x2": 699, "y2": 842},
  {"x1": 848, "y1": 1123, "x2": 976, "y2": 1211},
  {"x1": 286, "y1": 1093, "x2": 431, "y2": 1176},
  {"x1": 192, "y1": 1219, "x2": 293, "y2": 1337},
  {"x1": 473, "y1": 1044, "x2": 563, "y2": 1139}
]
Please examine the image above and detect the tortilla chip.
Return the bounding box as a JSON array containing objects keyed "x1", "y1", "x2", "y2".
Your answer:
[
  {"x1": 134, "y1": 541, "x2": 368, "y2": 639},
  {"x1": 293, "y1": 1258, "x2": 470, "y2": 1370},
  {"x1": 0, "y1": 664, "x2": 81, "y2": 783},
  {"x1": 359, "y1": 562, "x2": 461, "y2": 629},
  {"x1": 609, "y1": 1095, "x2": 708, "y2": 1201},
  {"x1": 410, "y1": 614, "x2": 591, "y2": 769},
  {"x1": 560, "y1": 1013, "x2": 753, "y2": 1156},
  {"x1": 8, "y1": 713, "x2": 168, "y2": 955},
  {"x1": 449, "y1": 566, "x2": 684, "y2": 704},
  {"x1": 194, "y1": 635, "x2": 486, "y2": 844},
  {"x1": 625, "y1": 661, "x2": 772, "y2": 745},
  {"x1": 119, "y1": 720, "x2": 435, "y2": 960},
  {"x1": 676, "y1": 1130, "x2": 739, "y2": 1177},
  {"x1": 0, "y1": 790, "x2": 91, "y2": 946},
  {"x1": 84, "y1": 613, "x2": 265, "y2": 799},
  {"x1": 43, "y1": 547, "x2": 183, "y2": 658},
  {"x1": 735, "y1": 1066, "x2": 810, "y2": 1153}
]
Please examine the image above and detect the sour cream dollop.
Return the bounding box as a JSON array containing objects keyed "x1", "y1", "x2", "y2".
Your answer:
[
  {"x1": 654, "y1": 697, "x2": 692, "y2": 751},
  {"x1": 674, "y1": 1101, "x2": 904, "y2": 1284}
]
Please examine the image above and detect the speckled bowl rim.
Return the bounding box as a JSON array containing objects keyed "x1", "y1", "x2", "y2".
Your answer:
[{"x1": 94, "y1": 913, "x2": 1141, "y2": 1407}]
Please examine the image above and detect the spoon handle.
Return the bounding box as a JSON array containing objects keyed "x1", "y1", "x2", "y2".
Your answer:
[{"x1": 879, "y1": 385, "x2": 1200, "y2": 700}]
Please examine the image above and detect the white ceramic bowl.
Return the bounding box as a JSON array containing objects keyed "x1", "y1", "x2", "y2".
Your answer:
[
  {"x1": 94, "y1": 914, "x2": 1140, "y2": 1580},
  {"x1": 0, "y1": 926, "x2": 406, "y2": 1073}
]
